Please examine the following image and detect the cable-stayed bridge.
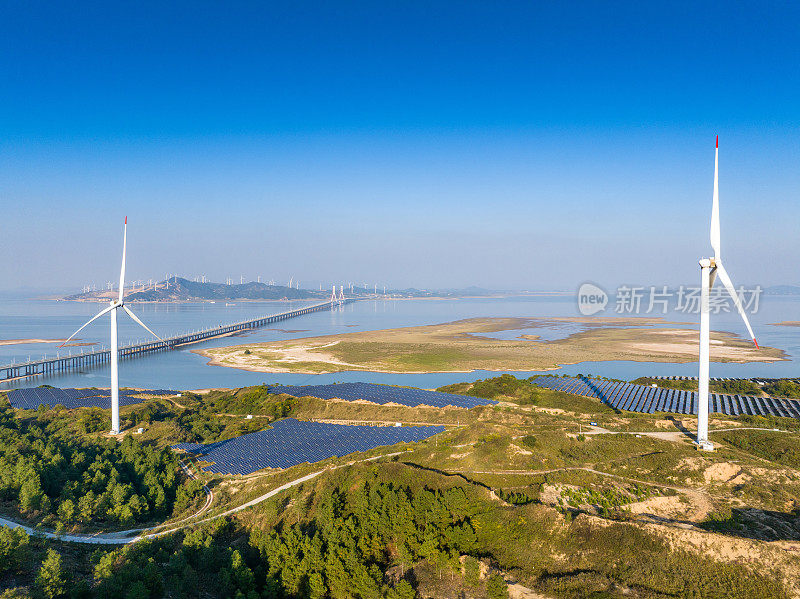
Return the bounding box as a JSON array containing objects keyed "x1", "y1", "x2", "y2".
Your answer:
[{"x1": 0, "y1": 299, "x2": 355, "y2": 383}]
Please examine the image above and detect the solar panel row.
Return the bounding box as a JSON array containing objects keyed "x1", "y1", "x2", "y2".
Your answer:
[
  {"x1": 173, "y1": 418, "x2": 444, "y2": 475},
  {"x1": 265, "y1": 382, "x2": 496, "y2": 408},
  {"x1": 532, "y1": 376, "x2": 800, "y2": 419},
  {"x1": 6, "y1": 388, "x2": 177, "y2": 410}
]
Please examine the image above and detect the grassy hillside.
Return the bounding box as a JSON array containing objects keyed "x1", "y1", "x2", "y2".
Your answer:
[{"x1": 1, "y1": 377, "x2": 800, "y2": 598}]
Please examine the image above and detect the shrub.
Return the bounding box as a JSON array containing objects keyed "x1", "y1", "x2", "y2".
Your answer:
[{"x1": 486, "y1": 572, "x2": 509, "y2": 599}]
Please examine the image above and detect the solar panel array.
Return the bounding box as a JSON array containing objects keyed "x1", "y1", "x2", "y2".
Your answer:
[
  {"x1": 6, "y1": 388, "x2": 178, "y2": 410},
  {"x1": 533, "y1": 376, "x2": 800, "y2": 419},
  {"x1": 265, "y1": 382, "x2": 497, "y2": 408},
  {"x1": 173, "y1": 418, "x2": 444, "y2": 475}
]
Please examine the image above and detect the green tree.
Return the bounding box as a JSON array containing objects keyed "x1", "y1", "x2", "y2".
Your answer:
[
  {"x1": 19, "y1": 476, "x2": 43, "y2": 513},
  {"x1": 485, "y1": 573, "x2": 508, "y2": 599},
  {"x1": 57, "y1": 499, "x2": 75, "y2": 524},
  {"x1": 1, "y1": 589, "x2": 32, "y2": 598},
  {"x1": 463, "y1": 556, "x2": 480, "y2": 586},
  {"x1": 124, "y1": 581, "x2": 149, "y2": 599},
  {"x1": 0, "y1": 527, "x2": 29, "y2": 574},
  {"x1": 391, "y1": 580, "x2": 416, "y2": 599},
  {"x1": 307, "y1": 571, "x2": 325, "y2": 599},
  {"x1": 34, "y1": 549, "x2": 68, "y2": 599}
]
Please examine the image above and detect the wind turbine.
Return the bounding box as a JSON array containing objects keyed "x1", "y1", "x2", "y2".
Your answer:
[
  {"x1": 60, "y1": 218, "x2": 162, "y2": 435},
  {"x1": 696, "y1": 137, "x2": 758, "y2": 450}
]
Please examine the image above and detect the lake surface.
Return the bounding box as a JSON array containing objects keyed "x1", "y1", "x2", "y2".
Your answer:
[{"x1": 1, "y1": 295, "x2": 798, "y2": 391}]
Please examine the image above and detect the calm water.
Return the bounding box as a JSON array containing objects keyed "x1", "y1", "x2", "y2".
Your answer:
[{"x1": 1, "y1": 295, "x2": 798, "y2": 391}]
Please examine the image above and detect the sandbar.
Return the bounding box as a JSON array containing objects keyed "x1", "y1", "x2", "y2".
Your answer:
[{"x1": 196, "y1": 316, "x2": 786, "y2": 375}]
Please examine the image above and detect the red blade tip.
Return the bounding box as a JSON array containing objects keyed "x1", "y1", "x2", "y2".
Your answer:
[
  {"x1": 753, "y1": 338, "x2": 759, "y2": 349},
  {"x1": 716, "y1": 135, "x2": 718, "y2": 148},
  {"x1": 124, "y1": 216, "x2": 127, "y2": 224}
]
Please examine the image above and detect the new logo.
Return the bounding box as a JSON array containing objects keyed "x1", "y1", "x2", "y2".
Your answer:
[{"x1": 577, "y1": 282, "x2": 608, "y2": 316}]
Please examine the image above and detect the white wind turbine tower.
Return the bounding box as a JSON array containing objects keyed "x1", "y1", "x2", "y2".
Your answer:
[
  {"x1": 60, "y1": 218, "x2": 162, "y2": 435},
  {"x1": 696, "y1": 137, "x2": 758, "y2": 450}
]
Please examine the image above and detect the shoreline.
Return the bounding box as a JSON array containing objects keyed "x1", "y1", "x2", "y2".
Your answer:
[{"x1": 195, "y1": 354, "x2": 711, "y2": 376}]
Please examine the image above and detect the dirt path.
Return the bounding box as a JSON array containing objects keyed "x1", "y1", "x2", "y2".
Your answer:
[
  {"x1": 451, "y1": 464, "x2": 717, "y2": 522},
  {"x1": 583, "y1": 425, "x2": 793, "y2": 444}
]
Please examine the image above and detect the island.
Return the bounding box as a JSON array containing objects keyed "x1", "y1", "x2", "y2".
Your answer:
[{"x1": 196, "y1": 316, "x2": 785, "y2": 374}]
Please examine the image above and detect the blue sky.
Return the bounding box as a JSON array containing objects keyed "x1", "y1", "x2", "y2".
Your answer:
[{"x1": 1, "y1": 2, "x2": 798, "y2": 291}]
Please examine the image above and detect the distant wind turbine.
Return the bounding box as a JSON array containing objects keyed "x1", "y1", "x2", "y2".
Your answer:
[
  {"x1": 60, "y1": 218, "x2": 162, "y2": 434},
  {"x1": 696, "y1": 137, "x2": 758, "y2": 450}
]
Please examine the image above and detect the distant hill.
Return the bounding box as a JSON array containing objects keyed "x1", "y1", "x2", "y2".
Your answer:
[
  {"x1": 63, "y1": 277, "x2": 325, "y2": 302},
  {"x1": 61, "y1": 279, "x2": 515, "y2": 302},
  {"x1": 386, "y1": 286, "x2": 500, "y2": 298}
]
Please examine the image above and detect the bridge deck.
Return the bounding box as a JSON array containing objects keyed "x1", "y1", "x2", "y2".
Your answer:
[{"x1": 1, "y1": 299, "x2": 355, "y2": 382}]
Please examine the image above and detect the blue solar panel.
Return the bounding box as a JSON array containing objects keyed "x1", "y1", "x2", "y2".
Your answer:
[
  {"x1": 623, "y1": 388, "x2": 642, "y2": 412},
  {"x1": 769, "y1": 397, "x2": 784, "y2": 417},
  {"x1": 265, "y1": 382, "x2": 497, "y2": 408},
  {"x1": 603, "y1": 382, "x2": 623, "y2": 405},
  {"x1": 634, "y1": 387, "x2": 652, "y2": 413},
  {"x1": 666, "y1": 389, "x2": 677, "y2": 412},
  {"x1": 7, "y1": 388, "x2": 177, "y2": 410},
  {"x1": 723, "y1": 395, "x2": 734, "y2": 415},
  {"x1": 786, "y1": 400, "x2": 800, "y2": 419},
  {"x1": 678, "y1": 391, "x2": 688, "y2": 414},
  {"x1": 648, "y1": 389, "x2": 661, "y2": 414},
  {"x1": 531, "y1": 376, "x2": 798, "y2": 420},
  {"x1": 173, "y1": 418, "x2": 444, "y2": 475},
  {"x1": 616, "y1": 385, "x2": 635, "y2": 409},
  {"x1": 776, "y1": 398, "x2": 790, "y2": 418}
]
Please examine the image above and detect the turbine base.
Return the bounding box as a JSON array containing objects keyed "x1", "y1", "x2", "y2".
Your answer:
[{"x1": 696, "y1": 440, "x2": 715, "y2": 452}]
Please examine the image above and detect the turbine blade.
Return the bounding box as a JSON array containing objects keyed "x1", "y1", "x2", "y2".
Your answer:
[
  {"x1": 122, "y1": 305, "x2": 162, "y2": 340},
  {"x1": 715, "y1": 260, "x2": 758, "y2": 347},
  {"x1": 710, "y1": 136, "x2": 721, "y2": 259},
  {"x1": 118, "y1": 217, "x2": 127, "y2": 302},
  {"x1": 709, "y1": 267, "x2": 717, "y2": 289},
  {"x1": 59, "y1": 304, "x2": 116, "y2": 347}
]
